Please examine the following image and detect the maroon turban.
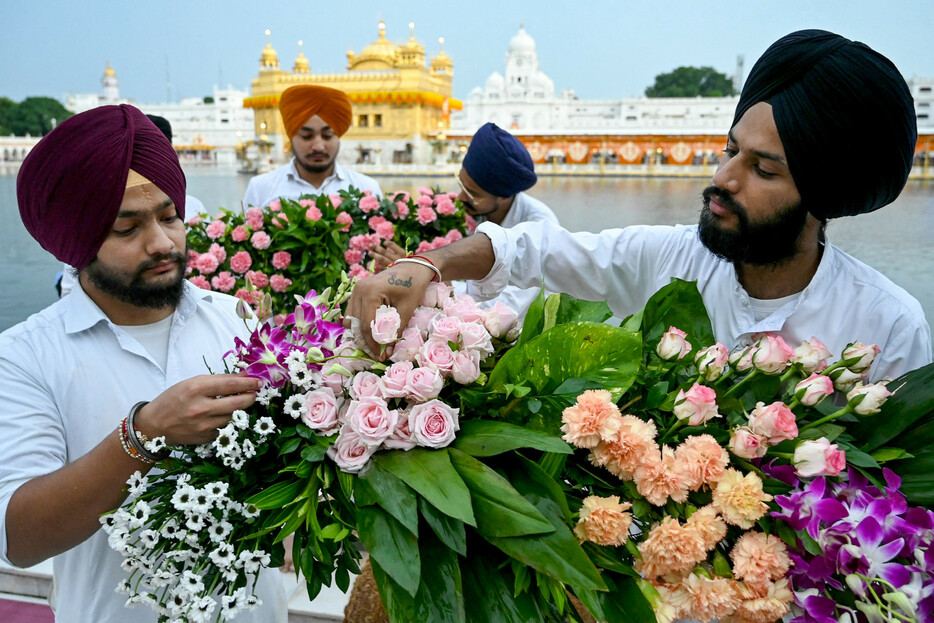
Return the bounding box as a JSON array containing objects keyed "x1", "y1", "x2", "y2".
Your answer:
[{"x1": 17, "y1": 104, "x2": 186, "y2": 270}]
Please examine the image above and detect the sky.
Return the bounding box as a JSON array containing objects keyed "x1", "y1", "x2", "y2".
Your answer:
[{"x1": 2, "y1": 0, "x2": 933, "y2": 105}]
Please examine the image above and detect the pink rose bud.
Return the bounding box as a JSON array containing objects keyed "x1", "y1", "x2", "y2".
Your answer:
[
  {"x1": 326, "y1": 427, "x2": 375, "y2": 473},
  {"x1": 846, "y1": 382, "x2": 892, "y2": 415},
  {"x1": 842, "y1": 342, "x2": 881, "y2": 374},
  {"x1": 416, "y1": 338, "x2": 456, "y2": 375},
  {"x1": 672, "y1": 382, "x2": 720, "y2": 426},
  {"x1": 380, "y1": 361, "x2": 414, "y2": 399},
  {"x1": 346, "y1": 397, "x2": 398, "y2": 446},
  {"x1": 409, "y1": 399, "x2": 460, "y2": 448},
  {"x1": 730, "y1": 345, "x2": 757, "y2": 372},
  {"x1": 421, "y1": 282, "x2": 452, "y2": 308},
  {"x1": 404, "y1": 366, "x2": 443, "y2": 402},
  {"x1": 751, "y1": 334, "x2": 794, "y2": 375},
  {"x1": 451, "y1": 349, "x2": 482, "y2": 385},
  {"x1": 694, "y1": 343, "x2": 730, "y2": 382},
  {"x1": 793, "y1": 337, "x2": 832, "y2": 373},
  {"x1": 656, "y1": 326, "x2": 691, "y2": 361},
  {"x1": 794, "y1": 373, "x2": 835, "y2": 406},
  {"x1": 371, "y1": 305, "x2": 402, "y2": 345},
  {"x1": 349, "y1": 371, "x2": 383, "y2": 400},
  {"x1": 831, "y1": 368, "x2": 864, "y2": 393},
  {"x1": 728, "y1": 426, "x2": 769, "y2": 459},
  {"x1": 482, "y1": 301, "x2": 520, "y2": 339},
  {"x1": 302, "y1": 388, "x2": 341, "y2": 434},
  {"x1": 794, "y1": 437, "x2": 846, "y2": 477},
  {"x1": 748, "y1": 401, "x2": 798, "y2": 444}
]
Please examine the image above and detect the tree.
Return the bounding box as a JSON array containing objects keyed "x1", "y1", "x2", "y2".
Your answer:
[
  {"x1": 5, "y1": 97, "x2": 73, "y2": 136},
  {"x1": 0, "y1": 97, "x2": 15, "y2": 136},
  {"x1": 645, "y1": 66, "x2": 736, "y2": 98}
]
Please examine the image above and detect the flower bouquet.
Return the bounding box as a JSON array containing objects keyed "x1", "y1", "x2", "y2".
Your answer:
[
  {"x1": 185, "y1": 186, "x2": 470, "y2": 317},
  {"x1": 105, "y1": 276, "x2": 934, "y2": 623}
]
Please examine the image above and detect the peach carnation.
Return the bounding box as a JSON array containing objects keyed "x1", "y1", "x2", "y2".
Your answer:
[
  {"x1": 685, "y1": 505, "x2": 728, "y2": 551},
  {"x1": 675, "y1": 434, "x2": 729, "y2": 490},
  {"x1": 722, "y1": 579, "x2": 792, "y2": 623},
  {"x1": 636, "y1": 516, "x2": 707, "y2": 579},
  {"x1": 590, "y1": 415, "x2": 657, "y2": 480},
  {"x1": 573, "y1": 495, "x2": 633, "y2": 547},
  {"x1": 560, "y1": 389, "x2": 622, "y2": 448},
  {"x1": 635, "y1": 445, "x2": 689, "y2": 505},
  {"x1": 711, "y1": 469, "x2": 772, "y2": 529},
  {"x1": 666, "y1": 573, "x2": 742, "y2": 621},
  {"x1": 730, "y1": 532, "x2": 790, "y2": 593},
  {"x1": 651, "y1": 583, "x2": 685, "y2": 623}
]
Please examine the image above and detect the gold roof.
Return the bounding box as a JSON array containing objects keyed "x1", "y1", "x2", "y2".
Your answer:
[
  {"x1": 104, "y1": 62, "x2": 116, "y2": 77},
  {"x1": 348, "y1": 20, "x2": 398, "y2": 70},
  {"x1": 260, "y1": 29, "x2": 279, "y2": 69},
  {"x1": 293, "y1": 40, "x2": 310, "y2": 74}
]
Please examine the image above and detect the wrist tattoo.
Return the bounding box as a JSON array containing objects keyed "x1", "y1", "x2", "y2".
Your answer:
[{"x1": 387, "y1": 273, "x2": 412, "y2": 288}]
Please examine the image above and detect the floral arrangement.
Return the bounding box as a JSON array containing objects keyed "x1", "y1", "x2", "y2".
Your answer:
[
  {"x1": 105, "y1": 277, "x2": 934, "y2": 623},
  {"x1": 184, "y1": 186, "x2": 471, "y2": 317}
]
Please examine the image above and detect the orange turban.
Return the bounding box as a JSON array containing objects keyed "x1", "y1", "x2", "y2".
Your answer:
[{"x1": 279, "y1": 85, "x2": 352, "y2": 138}]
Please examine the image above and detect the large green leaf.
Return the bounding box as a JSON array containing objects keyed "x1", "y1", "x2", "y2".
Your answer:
[
  {"x1": 410, "y1": 526, "x2": 466, "y2": 623},
  {"x1": 461, "y1": 542, "x2": 544, "y2": 623},
  {"x1": 885, "y1": 446, "x2": 934, "y2": 507},
  {"x1": 849, "y1": 363, "x2": 934, "y2": 453},
  {"x1": 358, "y1": 462, "x2": 419, "y2": 536},
  {"x1": 516, "y1": 287, "x2": 548, "y2": 347},
  {"x1": 245, "y1": 479, "x2": 304, "y2": 509},
  {"x1": 371, "y1": 557, "x2": 416, "y2": 623},
  {"x1": 499, "y1": 455, "x2": 573, "y2": 524},
  {"x1": 375, "y1": 449, "x2": 476, "y2": 526},
  {"x1": 357, "y1": 506, "x2": 420, "y2": 597},
  {"x1": 546, "y1": 294, "x2": 613, "y2": 328},
  {"x1": 452, "y1": 419, "x2": 572, "y2": 457},
  {"x1": 419, "y1": 496, "x2": 467, "y2": 556},
  {"x1": 639, "y1": 278, "x2": 714, "y2": 352},
  {"x1": 448, "y1": 449, "x2": 554, "y2": 538},
  {"x1": 575, "y1": 573, "x2": 656, "y2": 623},
  {"x1": 488, "y1": 322, "x2": 642, "y2": 396}
]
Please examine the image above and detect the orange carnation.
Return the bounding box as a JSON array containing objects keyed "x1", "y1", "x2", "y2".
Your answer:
[
  {"x1": 711, "y1": 469, "x2": 772, "y2": 529},
  {"x1": 722, "y1": 579, "x2": 793, "y2": 623},
  {"x1": 636, "y1": 517, "x2": 707, "y2": 579},
  {"x1": 730, "y1": 532, "x2": 791, "y2": 593},
  {"x1": 635, "y1": 445, "x2": 689, "y2": 506},
  {"x1": 590, "y1": 415, "x2": 658, "y2": 480},
  {"x1": 573, "y1": 495, "x2": 633, "y2": 546},
  {"x1": 675, "y1": 434, "x2": 730, "y2": 490},
  {"x1": 685, "y1": 505, "x2": 728, "y2": 551},
  {"x1": 667, "y1": 573, "x2": 742, "y2": 621},
  {"x1": 561, "y1": 389, "x2": 622, "y2": 448}
]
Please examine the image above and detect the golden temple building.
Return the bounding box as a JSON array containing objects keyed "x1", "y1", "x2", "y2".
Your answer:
[{"x1": 244, "y1": 22, "x2": 460, "y2": 166}]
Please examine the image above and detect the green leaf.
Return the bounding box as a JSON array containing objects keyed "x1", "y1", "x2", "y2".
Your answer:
[
  {"x1": 300, "y1": 444, "x2": 327, "y2": 463},
  {"x1": 516, "y1": 288, "x2": 548, "y2": 347},
  {"x1": 452, "y1": 419, "x2": 572, "y2": 457},
  {"x1": 410, "y1": 526, "x2": 465, "y2": 623},
  {"x1": 461, "y1": 544, "x2": 544, "y2": 623},
  {"x1": 357, "y1": 506, "x2": 421, "y2": 597},
  {"x1": 371, "y1": 557, "x2": 416, "y2": 623},
  {"x1": 837, "y1": 442, "x2": 880, "y2": 469},
  {"x1": 645, "y1": 381, "x2": 670, "y2": 409},
  {"x1": 870, "y1": 447, "x2": 914, "y2": 463},
  {"x1": 639, "y1": 278, "x2": 715, "y2": 353},
  {"x1": 448, "y1": 449, "x2": 554, "y2": 538},
  {"x1": 503, "y1": 455, "x2": 573, "y2": 523},
  {"x1": 419, "y1": 496, "x2": 467, "y2": 556},
  {"x1": 358, "y1": 462, "x2": 419, "y2": 536},
  {"x1": 580, "y1": 573, "x2": 656, "y2": 623},
  {"x1": 246, "y1": 479, "x2": 304, "y2": 509},
  {"x1": 849, "y1": 363, "x2": 934, "y2": 453},
  {"x1": 375, "y1": 449, "x2": 476, "y2": 527}
]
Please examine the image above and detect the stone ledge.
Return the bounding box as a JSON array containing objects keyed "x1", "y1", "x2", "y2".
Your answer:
[{"x1": 0, "y1": 567, "x2": 52, "y2": 599}]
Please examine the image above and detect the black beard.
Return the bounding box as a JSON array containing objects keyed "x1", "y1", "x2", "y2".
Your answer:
[
  {"x1": 294, "y1": 145, "x2": 338, "y2": 175},
  {"x1": 697, "y1": 186, "x2": 810, "y2": 266},
  {"x1": 83, "y1": 251, "x2": 186, "y2": 310}
]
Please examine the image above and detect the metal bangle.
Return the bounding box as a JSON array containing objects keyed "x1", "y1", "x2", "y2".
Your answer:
[
  {"x1": 126, "y1": 401, "x2": 167, "y2": 462},
  {"x1": 389, "y1": 257, "x2": 442, "y2": 283}
]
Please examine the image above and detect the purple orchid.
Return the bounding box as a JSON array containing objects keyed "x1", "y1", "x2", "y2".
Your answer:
[{"x1": 238, "y1": 323, "x2": 294, "y2": 386}]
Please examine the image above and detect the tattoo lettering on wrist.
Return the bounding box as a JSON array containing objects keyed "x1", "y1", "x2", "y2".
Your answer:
[{"x1": 387, "y1": 273, "x2": 412, "y2": 287}]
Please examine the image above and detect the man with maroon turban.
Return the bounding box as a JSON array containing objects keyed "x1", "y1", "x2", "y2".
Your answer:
[
  {"x1": 243, "y1": 84, "x2": 381, "y2": 209},
  {"x1": 0, "y1": 104, "x2": 287, "y2": 622},
  {"x1": 348, "y1": 30, "x2": 932, "y2": 382}
]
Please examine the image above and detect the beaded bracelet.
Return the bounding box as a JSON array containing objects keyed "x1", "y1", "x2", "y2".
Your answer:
[
  {"x1": 388, "y1": 257, "x2": 442, "y2": 283},
  {"x1": 118, "y1": 417, "x2": 154, "y2": 464},
  {"x1": 126, "y1": 401, "x2": 169, "y2": 463}
]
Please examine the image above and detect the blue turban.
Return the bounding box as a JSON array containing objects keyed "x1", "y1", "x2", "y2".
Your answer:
[
  {"x1": 462, "y1": 123, "x2": 537, "y2": 197},
  {"x1": 733, "y1": 29, "x2": 916, "y2": 220}
]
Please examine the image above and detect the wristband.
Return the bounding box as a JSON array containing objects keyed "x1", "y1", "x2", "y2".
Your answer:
[{"x1": 126, "y1": 401, "x2": 169, "y2": 463}]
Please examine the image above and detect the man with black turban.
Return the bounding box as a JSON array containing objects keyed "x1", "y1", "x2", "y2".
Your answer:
[
  {"x1": 0, "y1": 105, "x2": 287, "y2": 622},
  {"x1": 347, "y1": 29, "x2": 931, "y2": 382},
  {"x1": 243, "y1": 84, "x2": 382, "y2": 209}
]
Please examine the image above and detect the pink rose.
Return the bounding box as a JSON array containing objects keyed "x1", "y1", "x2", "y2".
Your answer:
[
  {"x1": 383, "y1": 411, "x2": 416, "y2": 451},
  {"x1": 411, "y1": 307, "x2": 441, "y2": 338},
  {"x1": 231, "y1": 225, "x2": 250, "y2": 242},
  {"x1": 421, "y1": 283, "x2": 452, "y2": 309},
  {"x1": 371, "y1": 305, "x2": 402, "y2": 345},
  {"x1": 694, "y1": 343, "x2": 729, "y2": 382},
  {"x1": 442, "y1": 295, "x2": 484, "y2": 323},
  {"x1": 349, "y1": 234, "x2": 370, "y2": 252},
  {"x1": 656, "y1": 326, "x2": 691, "y2": 361},
  {"x1": 409, "y1": 399, "x2": 459, "y2": 448},
  {"x1": 416, "y1": 206, "x2": 437, "y2": 225},
  {"x1": 380, "y1": 361, "x2": 414, "y2": 399},
  {"x1": 344, "y1": 249, "x2": 364, "y2": 265},
  {"x1": 842, "y1": 342, "x2": 881, "y2": 374},
  {"x1": 350, "y1": 371, "x2": 383, "y2": 400},
  {"x1": 328, "y1": 194, "x2": 343, "y2": 209},
  {"x1": 793, "y1": 337, "x2": 832, "y2": 373},
  {"x1": 416, "y1": 187, "x2": 434, "y2": 198},
  {"x1": 729, "y1": 426, "x2": 768, "y2": 459},
  {"x1": 846, "y1": 382, "x2": 892, "y2": 415},
  {"x1": 451, "y1": 350, "x2": 481, "y2": 385},
  {"x1": 672, "y1": 383, "x2": 720, "y2": 426},
  {"x1": 794, "y1": 438, "x2": 846, "y2": 477},
  {"x1": 267, "y1": 199, "x2": 282, "y2": 212},
  {"x1": 234, "y1": 288, "x2": 260, "y2": 304},
  {"x1": 394, "y1": 201, "x2": 410, "y2": 218},
  {"x1": 270, "y1": 274, "x2": 292, "y2": 293},
  {"x1": 730, "y1": 345, "x2": 757, "y2": 372},
  {"x1": 209, "y1": 243, "x2": 227, "y2": 263},
  {"x1": 245, "y1": 208, "x2": 265, "y2": 230},
  {"x1": 302, "y1": 388, "x2": 341, "y2": 434},
  {"x1": 748, "y1": 401, "x2": 798, "y2": 444},
  {"x1": 359, "y1": 196, "x2": 380, "y2": 213},
  {"x1": 210, "y1": 271, "x2": 236, "y2": 293},
  {"x1": 428, "y1": 315, "x2": 461, "y2": 343},
  {"x1": 458, "y1": 321, "x2": 493, "y2": 356},
  {"x1": 482, "y1": 301, "x2": 519, "y2": 339},
  {"x1": 431, "y1": 236, "x2": 449, "y2": 250},
  {"x1": 189, "y1": 275, "x2": 211, "y2": 290},
  {"x1": 305, "y1": 206, "x2": 323, "y2": 221},
  {"x1": 794, "y1": 373, "x2": 835, "y2": 406},
  {"x1": 272, "y1": 251, "x2": 292, "y2": 270},
  {"x1": 751, "y1": 334, "x2": 794, "y2": 374},
  {"x1": 346, "y1": 397, "x2": 398, "y2": 446},
  {"x1": 229, "y1": 251, "x2": 253, "y2": 274},
  {"x1": 336, "y1": 212, "x2": 353, "y2": 231},
  {"x1": 246, "y1": 270, "x2": 268, "y2": 289},
  {"x1": 327, "y1": 428, "x2": 375, "y2": 473},
  {"x1": 416, "y1": 338, "x2": 455, "y2": 375},
  {"x1": 435, "y1": 198, "x2": 457, "y2": 215},
  {"x1": 250, "y1": 231, "x2": 272, "y2": 250},
  {"x1": 404, "y1": 366, "x2": 443, "y2": 401},
  {"x1": 368, "y1": 215, "x2": 388, "y2": 230},
  {"x1": 389, "y1": 327, "x2": 425, "y2": 364},
  {"x1": 205, "y1": 220, "x2": 226, "y2": 240},
  {"x1": 299, "y1": 199, "x2": 315, "y2": 208},
  {"x1": 195, "y1": 253, "x2": 220, "y2": 275}
]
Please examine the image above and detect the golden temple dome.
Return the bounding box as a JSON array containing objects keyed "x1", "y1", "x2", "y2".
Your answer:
[
  {"x1": 260, "y1": 29, "x2": 279, "y2": 70},
  {"x1": 293, "y1": 40, "x2": 310, "y2": 74},
  {"x1": 399, "y1": 22, "x2": 425, "y2": 67},
  {"x1": 103, "y1": 62, "x2": 116, "y2": 78},
  {"x1": 347, "y1": 20, "x2": 398, "y2": 70},
  {"x1": 430, "y1": 37, "x2": 453, "y2": 75}
]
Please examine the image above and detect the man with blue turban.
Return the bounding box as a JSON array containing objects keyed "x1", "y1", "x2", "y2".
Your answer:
[
  {"x1": 349, "y1": 29, "x2": 931, "y2": 382},
  {"x1": 1, "y1": 104, "x2": 287, "y2": 622}
]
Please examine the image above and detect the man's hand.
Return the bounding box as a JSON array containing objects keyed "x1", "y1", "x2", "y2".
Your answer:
[
  {"x1": 136, "y1": 374, "x2": 262, "y2": 445},
  {"x1": 369, "y1": 240, "x2": 406, "y2": 272}
]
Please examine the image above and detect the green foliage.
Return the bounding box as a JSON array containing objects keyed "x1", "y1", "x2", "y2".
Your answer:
[
  {"x1": 644, "y1": 65, "x2": 736, "y2": 97},
  {"x1": 0, "y1": 96, "x2": 73, "y2": 136}
]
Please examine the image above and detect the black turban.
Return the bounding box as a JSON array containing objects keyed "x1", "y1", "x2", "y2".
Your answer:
[
  {"x1": 733, "y1": 29, "x2": 917, "y2": 219},
  {"x1": 463, "y1": 123, "x2": 537, "y2": 197},
  {"x1": 17, "y1": 104, "x2": 186, "y2": 270}
]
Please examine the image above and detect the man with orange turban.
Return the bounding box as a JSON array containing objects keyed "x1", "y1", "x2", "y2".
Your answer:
[
  {"x1": 243, "y1": 84, "x2": 381, "y2": 208},
  {"x1": 1, "y1": 104, "x2": 287, "y2": 622}
]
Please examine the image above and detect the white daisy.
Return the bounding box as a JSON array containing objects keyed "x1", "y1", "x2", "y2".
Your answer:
[
  {"x1": 230, "y1": 409, "x2": 250, "y2": 430},
  {"x1": 253, "y1": 417, "x2": 276, "y2": 436},
  {"x1": 283, "y1": 393, "x2": 305, "y2": 419}
]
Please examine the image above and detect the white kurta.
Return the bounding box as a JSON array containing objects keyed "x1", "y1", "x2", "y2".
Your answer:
[{"x1": 242, "y1": 160, "x2": 382, "y2": 209}]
